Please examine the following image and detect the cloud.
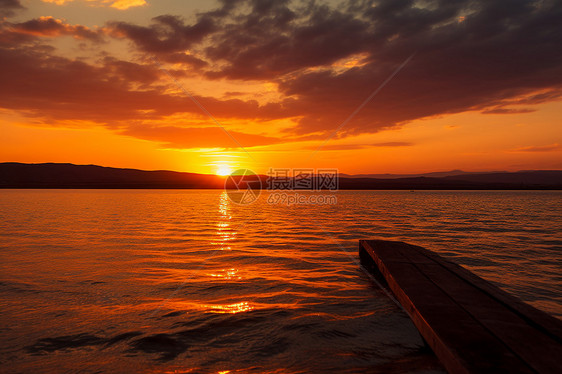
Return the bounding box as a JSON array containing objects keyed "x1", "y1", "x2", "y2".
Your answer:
[
  {"x1": 0, "y1": 34, "x2": 291, "y2": 148},
  {"x1": 2, "y1": 0, "x2": 562, "y2": 150},
  {"x1": 481, "y1": 107, "x2": 536, "y2": 114},
  {"x1": 41, "y1": 0, "x2": 69, "y2": 4},
  {"x1": 9, "y1": 16, "x2": 104, "y2": 41},
  {"x1": 370, "y1": 142, "x2": 413, "y2": 147},
  {"x1": 307, "y1": 141, "x2": 414, "y2": 151},
  {"x1": 108, "y1": 14, "x2": 215, "y2": 54},
  {"x1": 106, "y1": 0, "x2": 562, "y2": 138},
  {"x1": 41, "y1": 0, "x2": 147, "y2": 10},
  {"x1": 163, "y1": 52, "x2": 208, "y2": 69},
  {"x1": 0, "y1": 46, "x2": 170, "y2": 122},
  {"x1": 120, "y1": 125, "x2": 282, "y2": 149},
  {"x1": 0, "y1": 42, "x2": 289, "y2": 123},
  {"x1": 510, "y1": 143, "x2": 561, "y2": 152},
  {"x1": 109, "y1": 0, "x2": 146, "y2": 10},
  {"x1": 203, "y1": 1, "x2": 370, "y2": 80},
  {"x1": 0, "y1": 0, "x2": 24, "y2": 18}
]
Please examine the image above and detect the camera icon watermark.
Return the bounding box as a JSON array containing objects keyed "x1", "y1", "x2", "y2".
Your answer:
[
  {"x1": 225, "y1": 168, "x2": 338, "y2": 205},
  {"x1": 224, "y1": 169, "x2": 262, "y2": 205}
]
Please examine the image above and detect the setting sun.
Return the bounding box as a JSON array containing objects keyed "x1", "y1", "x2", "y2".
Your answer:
[{"x1": 216, "y1": 165, "x2": 232, "y2": 176}]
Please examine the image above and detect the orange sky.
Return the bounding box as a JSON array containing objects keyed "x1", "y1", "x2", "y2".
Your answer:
[{"x1": 1, "y1": 0, "x2": 561, "y2": 175}]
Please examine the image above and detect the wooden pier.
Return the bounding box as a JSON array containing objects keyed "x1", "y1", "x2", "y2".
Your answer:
[{"x1": 359, "y1": 239, "x2": 562, "y2": 374}]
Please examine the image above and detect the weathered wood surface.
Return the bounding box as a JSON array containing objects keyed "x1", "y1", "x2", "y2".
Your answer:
[{"x1": 359, "y1": 239, "x2": 562, "y2": 374}]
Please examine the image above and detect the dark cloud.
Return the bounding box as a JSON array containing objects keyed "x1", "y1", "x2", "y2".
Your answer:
[
  {"x1": 108, "y1": 14, "x2": 215, "y2": 54},
  {"x1": 0, "y1": 35, "x2": 287, "y2": 124},
  {"x1": 0, "y1": 0, "x2": 23, "y2": 18},
  {"x1": 481, "y1": 107, "x2": 535, "y2": 114},
  {"x1": 275, "y1": 0, "x2": 562, "y2": 135},
  {"x1": 0, "y1": 46, "x2": 172, "y2": 122},
  {"x1": 106, "y1": 0, "x2": 562, "y2": 137},
  {"x1": 204, "y1": 1, "x2": 368, "y2": 79},
  {"x1": 102, "y1": 57, "x2": 161, "y2": 85},
  {"x1": 9, "y1": 16, "x2": 104, "y2": 41},
  {"x1": 164, "y1": 52, "x2": 208, "y2": 69},
  {"x1": 0, "y1": 34, "x2": 287, "y2": 148},
  {"x1": 1, "y1": 0, "x2": 561, "y2": 149}
]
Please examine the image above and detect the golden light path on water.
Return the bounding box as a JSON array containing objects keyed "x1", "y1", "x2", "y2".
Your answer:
[
  {"x1": 211, "y1": 191, "x2": 235, "y2": 249},
  {"x1": 204, "y1": 192, "x2": 251, "y2": 314}
]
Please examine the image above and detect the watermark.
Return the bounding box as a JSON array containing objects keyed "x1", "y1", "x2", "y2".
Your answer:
[
  {"x1": 267, "y1": 168, "x2": 338, "y2": 191},
  {"x1": 224, "y1": 169, "x2": 262, "y2": 205},
  {"x1": 267, "y1": 192, "x2": 337, "y2": 206},
  {"x1": 225, "y1": 168, "x2": 338, "y2": 205}
]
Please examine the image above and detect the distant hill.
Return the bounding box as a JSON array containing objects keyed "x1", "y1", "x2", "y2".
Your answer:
[
  {"x1": 0, "y1": 163, "x2": 225, "y2": 189},
  {"x1": 442, "y1": 171, "x2": 562, "y2": 186},
  {"x1": 336, "y1": 173, "x2": 562, "y2": 190},
  {"x1": 339, "y1": 170, "x2": 506, "y2": 179},
  {"x1": 1, "y1": 163, "x2": 561, "y2": 189}
]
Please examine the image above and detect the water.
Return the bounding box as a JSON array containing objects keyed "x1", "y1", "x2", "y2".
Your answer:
[{"x1": 0, "y1": 190, "x2": 560, "y2": 373}]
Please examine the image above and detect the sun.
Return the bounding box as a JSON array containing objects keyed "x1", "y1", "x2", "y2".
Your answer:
[{"x1": 216, "y1": 165, "x2": 232, "y2": 176}]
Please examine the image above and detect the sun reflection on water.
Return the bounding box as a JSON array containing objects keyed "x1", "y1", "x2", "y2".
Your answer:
[
  {"x1": 207, "y1": 268, "x2": 241, "y2": 280},
  {"x1": 210, "y1": 192, "x2": 235, "y2": 248},
  {"x1": 203, "y1": 301, "x2": 254, "y2": 314}
]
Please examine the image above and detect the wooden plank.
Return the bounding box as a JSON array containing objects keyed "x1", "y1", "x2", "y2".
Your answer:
[
  {"x1": 412, "y1": 243, "x2": 562, "y2": 343},
  {"x1": 387, "y1": 241, "x2": 562, "y2": 341},
  {"x1": 416, "y1": 262, "x2": 562, "y2": 373},
  {"x1": 359, "y1": 239, "x2": 562, "y2": 374}
]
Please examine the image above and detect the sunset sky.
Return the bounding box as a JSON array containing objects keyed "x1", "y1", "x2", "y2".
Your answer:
[{"x1": 1, "y1": 0, "x2": 560, "y2": 175}]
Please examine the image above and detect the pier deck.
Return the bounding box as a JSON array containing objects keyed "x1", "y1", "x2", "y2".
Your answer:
[{"x1": 359, "y1": 239, "x2": 562, "y2": 374}]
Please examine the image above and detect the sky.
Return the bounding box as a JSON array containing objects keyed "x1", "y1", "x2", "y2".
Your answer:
[{"x1": 0, "y1": 0, "x2": 561, "y2": 175}]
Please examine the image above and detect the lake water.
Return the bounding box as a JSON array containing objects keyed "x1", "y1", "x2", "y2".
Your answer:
[{"x1": 0, "y1": 190, "x2": 560, "y2": 373}]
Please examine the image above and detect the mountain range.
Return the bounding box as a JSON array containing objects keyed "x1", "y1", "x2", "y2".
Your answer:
[{"x1": 1, "y1": 163, "x2": 561, "y2": 189}]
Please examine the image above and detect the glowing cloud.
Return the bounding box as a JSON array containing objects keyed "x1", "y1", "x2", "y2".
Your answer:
[
  {"x1": 41, "y1": 0, "x2": 147, "y2": 10},
  {"x1": 9, "y1": 16, "x2": 102, "y2": 40},
  {"x1": 109, "y1": 0, "x2": 146, "y2": 10}
]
